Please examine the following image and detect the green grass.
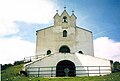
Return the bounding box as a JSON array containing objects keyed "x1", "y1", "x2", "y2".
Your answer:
[{"x1": 1, "y1": 64, "x2": 120, "y2": 81}]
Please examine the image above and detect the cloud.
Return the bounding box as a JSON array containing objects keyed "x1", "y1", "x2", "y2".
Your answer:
[
  {"x1": 0, "y1": 0, "x2": 58, "y2": 64},
  {"x1": 0, "y1": 0, "x2": 57, "y2": 23},
  {"x1": 0, "y1": 37, "x2": 35, "y2": 64},
  {"x1": 0, "y1": 21, "x2": 19, "y2": 36},
  {"x1": 94, "y1": 37, "x2": 120, "y2": 61},
  {"x1": 0, "y1": 0, "x2": 57, "y2": 36}
]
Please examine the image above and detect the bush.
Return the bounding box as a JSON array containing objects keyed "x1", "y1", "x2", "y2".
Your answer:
[
  {"x1": 1, "y1": 60, "x2": 25, "y2": 71},
  {"x1": 1, "y1": 63, "x2": 13, "y2": 70},
  {"x1": 113, "y1": 61, "x2": 120, "y2": 72},
  {"x1": 14, "y1": 60, "x2": 25, "y2": 65}
]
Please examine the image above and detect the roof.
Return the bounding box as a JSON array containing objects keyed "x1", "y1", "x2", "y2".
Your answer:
[
  {"x1": 76, "y1": 26, "x2": 92, "y2": 33},
  {"x1": 36, "y1": 26, "x2": 54, "y2": 32},
  {"x1": 36, "y1": 26, "x2": 92, "y2": 34}
]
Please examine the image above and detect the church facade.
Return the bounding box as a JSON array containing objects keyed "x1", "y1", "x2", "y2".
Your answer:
[{"x1": 24, "y1": 9, "x2": 111, "y2": 77}]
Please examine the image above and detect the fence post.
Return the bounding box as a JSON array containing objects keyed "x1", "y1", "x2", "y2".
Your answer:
[
  {"x1": 26, "y1": 67, "x2": 29, "y2": 77},
  {"x1": 87, "y1": 66, "x2": 89, "y2": 76},
  {"x1": 51, "y1": 67, "x2": 53, "y2": 77},
  {"x1": 38, "y1": 67, "x2": 40, "y2": 77},
  {"x1": 99, "y1": 66, "x2": 101, "y2": 76}
]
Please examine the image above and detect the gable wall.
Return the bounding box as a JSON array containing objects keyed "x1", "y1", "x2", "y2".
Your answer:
[{"x1": 36, "y1": 26, "x2": 94, "y2": 56}]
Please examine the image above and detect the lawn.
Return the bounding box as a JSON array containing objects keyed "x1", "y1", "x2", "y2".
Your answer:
[{"x1": 1, "y1": 64, "x2": 120, "y2": 81}]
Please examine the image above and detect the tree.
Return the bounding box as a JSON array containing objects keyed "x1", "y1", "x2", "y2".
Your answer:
[
  {"x1": 1, "y1": 63, "x2": 13, "y2": 70},
  {"x1": 113, "y1": 61, "x2": 120, "y2": 72},
  {"x1": 13, "y1": 60, "x2": 25, "y2": 65},
  {"x1": 1, "y1": 60, "x2": 25, "y2": 70}
]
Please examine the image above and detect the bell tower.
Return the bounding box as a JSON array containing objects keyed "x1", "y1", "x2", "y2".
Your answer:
[{"x1": 54, "y1": 7, "x2": 77, "y2": 28}]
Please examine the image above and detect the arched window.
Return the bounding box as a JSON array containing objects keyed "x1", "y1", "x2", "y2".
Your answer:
[
  {"x1": 47, "y1": 50, "x2": 51, "y2": 55},
  {"x1": 63, "y1": 30, "x2": 67, "y2": 37},
  {"x1": 63, "y1": 16, "x2": 67, "y2": 23},
  {"x1": 78, "y1": 51, "x2": 83, "y2": 54},
  {"x1": 59, "y1": 45, "x2": 70, "y2": 53}
]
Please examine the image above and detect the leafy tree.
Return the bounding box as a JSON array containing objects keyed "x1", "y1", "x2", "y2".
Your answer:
[
  {"x1": 1, "y1": 60, "x2": 25, "y2": 70},
  {"x1": 14, "y1": 60, "x2": 25, "y2": 65},
  {"x1": 1, "y1": 63, "x2": 13, "y2": 70},
  {"x1": 113, "y1": 61, "x2": 120, "y2": 72}
]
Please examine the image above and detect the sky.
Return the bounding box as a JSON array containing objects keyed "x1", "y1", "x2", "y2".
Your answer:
[{"x1": 0, "y1": 0, "x2": 120, "y2": 64}]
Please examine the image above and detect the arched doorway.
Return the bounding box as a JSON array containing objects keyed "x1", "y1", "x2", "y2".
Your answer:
[
  {"x1": 56, "y1": 60, "x2": 76, "y2": 77},
  {"x1": 59, "y1": 45, "x2": 70, "y2": 53}
]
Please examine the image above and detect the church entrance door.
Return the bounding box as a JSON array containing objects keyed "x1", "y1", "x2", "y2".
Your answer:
[
  {"x1": 59, "y1": 45, "x2": 70, "y2": 53},
  {"x1": 56, "y1": 60, "x2": 76, "y2": 77}
]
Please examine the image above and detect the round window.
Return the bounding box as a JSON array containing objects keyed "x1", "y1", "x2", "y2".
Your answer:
[{"x1": 47, "y1": 50, "x2": 51, "y2": 55}]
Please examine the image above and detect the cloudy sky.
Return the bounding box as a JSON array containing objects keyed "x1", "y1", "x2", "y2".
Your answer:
[{"x1": 0, "y1": 0, "x2": 120, "y2": 64}]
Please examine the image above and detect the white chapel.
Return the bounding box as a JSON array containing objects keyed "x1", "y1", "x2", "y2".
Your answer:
[{"x1": 24, "y1": 8, "x2": 112, "y2": 77}]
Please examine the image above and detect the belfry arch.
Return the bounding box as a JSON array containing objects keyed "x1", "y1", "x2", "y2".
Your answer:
[{"x1": 59, "y1": 45, "x2": 70, "y2": 53}]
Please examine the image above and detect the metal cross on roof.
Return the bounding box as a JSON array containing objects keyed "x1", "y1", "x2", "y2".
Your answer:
[
  {"x1": 64, "y1": 7, "x2": 66, "y2": 10},
  {"x1": 72, "y1": 10, "x2": 74, "y2": 14},
  {"x1": 56, "y1": 10, "x2": 58, "y2": 13}
]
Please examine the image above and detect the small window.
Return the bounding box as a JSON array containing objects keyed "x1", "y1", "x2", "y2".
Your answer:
[
  {"x1": 63, "y1": 16, "x2": 67, "y2": 23},
  {"x1": 47, "y1": 50, "x2": 51, "y2": 55},
  {"x1": 63, "y1": 30, "x2": 67, "y2": 37},
  {"x1": 78, "y1": 51, "x2": 83, "y2": 54}
]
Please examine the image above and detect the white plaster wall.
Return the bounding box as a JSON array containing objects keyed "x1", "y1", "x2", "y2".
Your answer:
[
  {"x1": 75, "y1": 27, "x2": 94, "y2": 56},
  {"x1": 36, "y1": 27, "x2": 56, "y2": 55},
  {"x1": 75, "y1": 53, "x2": 110, "y2": 66},
  {"x1": 25, "y1": 53, "x2": 111, "y2": 77},
  {"x1": 36, "y1": 26, "x2": 76, "y2": 56},
  {"x1": 75, "y1": 53, "x2": 111, "y2": 76},
  {"x1": 36, "y1": 26, "x2": 94, "y2": 57},
  {"x1": 27, "y1": 53, "x2": 80, "y2": 67}
]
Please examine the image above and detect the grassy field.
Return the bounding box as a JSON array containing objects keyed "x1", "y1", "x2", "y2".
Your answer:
[{"x1": 1, "y1": 64, "x2": 120, "y2": 81}]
